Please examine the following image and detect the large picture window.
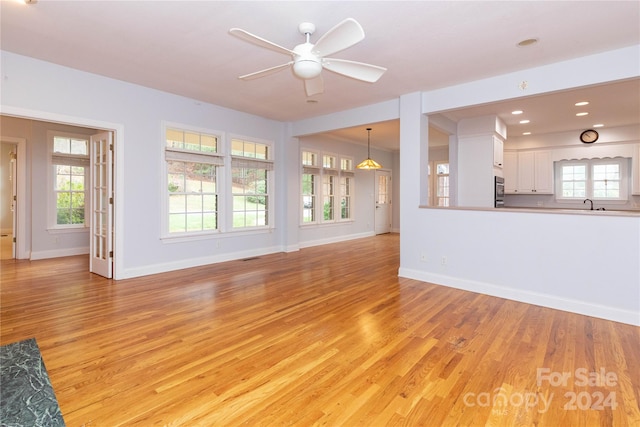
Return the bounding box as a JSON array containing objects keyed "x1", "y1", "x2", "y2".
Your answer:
[
  {"x1": 165, "y1": 127, "x2": 223, "y2": 234},
  {"x1": 231, "y1": 138, "x2": 273, "y2": 229},
  {"x1": 50, "y1": 133, "x2": 90, "y2": 228}
]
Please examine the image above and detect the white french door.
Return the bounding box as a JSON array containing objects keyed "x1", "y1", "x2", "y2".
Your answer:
[
  {"x1": 374, "y1": 170, "x2": 392, "y2": 234},
  {"x1": 90, "y1": 132, "x2": 114, "y2": 278},
  {"x1": 10, "y1": 150, "x2": 17, "y2": 259}
]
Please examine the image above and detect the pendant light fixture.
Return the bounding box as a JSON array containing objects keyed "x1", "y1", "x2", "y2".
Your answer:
[{"x1": 356, "y1": 127, "x2": 382, "y2": 170}]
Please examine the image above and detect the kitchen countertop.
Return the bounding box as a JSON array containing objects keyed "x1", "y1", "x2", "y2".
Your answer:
[{"x1": 418, "y1": 205, "x2": 640, "y2": 217}]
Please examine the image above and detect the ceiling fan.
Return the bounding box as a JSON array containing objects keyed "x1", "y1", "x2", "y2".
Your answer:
[{"x1": 229, "y1": 18, "x2": 387, "y2": 97}]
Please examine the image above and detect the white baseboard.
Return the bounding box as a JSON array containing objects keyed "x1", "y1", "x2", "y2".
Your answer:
[
  {"x1": 30, "y1": 246, "x2": 89, "y2": 260},
  {"x1": 284, "y1": 244, "x2": 300, "y2": 253},
  {"x1": 122, "y1": 233, "x2": 376, "y2": 279},
  {"x1": 299, "y1": 231, "x2": 375, "y2": 249},
  {"x1": 398, "y1": 267, "x2": 640, "y2": 327},
  {"x1": 120, "y1": 245, "x2": 283, "y2": 279}
]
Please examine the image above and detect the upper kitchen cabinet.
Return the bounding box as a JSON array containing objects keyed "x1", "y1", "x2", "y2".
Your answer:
[
  {"x1": 493, "y1": 137, "x2": 504, "y2": 168},
  {"x1": 504, "y1": 150, "x2": 553, "y2": 194}
]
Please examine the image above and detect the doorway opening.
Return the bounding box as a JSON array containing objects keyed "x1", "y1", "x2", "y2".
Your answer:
[{"x1": 1, "y1": 112, "x2": 120, "y2": 278}]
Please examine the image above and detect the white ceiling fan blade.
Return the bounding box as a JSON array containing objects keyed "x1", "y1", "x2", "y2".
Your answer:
[
  {"x1": 229, "y1": 28, "x2": 295, "y2": 56},
  {"x1": 312, "y1": 18, "x2": 365, "y2": 57},
  {"x1": 305, "y1": 75, "x2": 324, "y2": 96},
  {"x1": 238, "y1": 62, "x2": 293, "y2": 80},
  {"x1": 322, "y1": 58, "x2": 387, "y2": 83}
]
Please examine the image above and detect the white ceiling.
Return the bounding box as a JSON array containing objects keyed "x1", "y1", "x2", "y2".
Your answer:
[{"x1": 1, "y1": 1, "x2": 639, "y2": 150}]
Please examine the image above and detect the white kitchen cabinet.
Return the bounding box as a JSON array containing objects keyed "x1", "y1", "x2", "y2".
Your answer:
[
  {"x1": 493, "y1": 137, "x2": 504, "y2": 168},
  {"x1": 516, "y1": 150, "x2": 554, "y2": 194},
  {"x1": 503, "y1": 151, "x2": 518, "y2": 193},
  {"x1": 633, "y1": 144, "x2": 640, "y2": 195}
]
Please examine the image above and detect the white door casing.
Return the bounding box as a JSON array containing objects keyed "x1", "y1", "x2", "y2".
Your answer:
[
  {"x1": 10, "y1": 150, "x2": 17, "y2": 258},
  {"x1": 90, "y1": 132, "x2": 114, "y2": 278},
  {"x1": 374, "y1": 170, "x2": 391, "y2": 234}
]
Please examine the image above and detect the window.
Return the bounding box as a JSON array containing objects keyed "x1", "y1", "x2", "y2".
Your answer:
[
  {"x1": 435, "y1": 162, "x2": 450, "y2": 207},
  {"x1": 559, "y1": 163, "x2": 586, "y2": 198},
  {"x1": 50, "y1": 133, "x2": 90, "y2": 228},
  {"x1": 301, "y1": 151, "x2": 354, "y2": 225},
  {"x1": 427, "y1": 161, "x2": 450, "y2": 206},
  {"x1": 165, "y1": 127, "x2": 223, "y2": 234},
  {"x1": 340, "y1": 158, "x2": 354, "y2": 220},
  {"x1": 302, "y1": 151, "x2": 319, "y2": 224},
  {"x1": 323, "y1": 175, "x2": 335, "y2": 221},
  {"x1": 556, "y1": 158, "x2": 628, "y2": 201},
  {"x1": 231, "y1": 138, "x2": 273, "y2": 229},
  {"x1": 322, "y1": 155, "x2": 338, "y2": 222}
]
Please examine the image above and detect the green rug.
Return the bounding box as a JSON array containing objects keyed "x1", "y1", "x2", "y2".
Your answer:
[{"x1": 0, "y1": 338, "x2": 65, "y2": 426}]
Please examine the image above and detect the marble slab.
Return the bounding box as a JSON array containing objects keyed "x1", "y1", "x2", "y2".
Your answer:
[{"x1": 1, "y1": 338, "x2": 65, "y2": 427}]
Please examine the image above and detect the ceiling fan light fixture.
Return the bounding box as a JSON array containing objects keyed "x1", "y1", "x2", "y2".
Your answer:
[
  {"x1": 357, "y1": 127, "x2": 382, "y2": 170},
  {"x1": 293, "y1": 59, "x2": 322, "y2": 79}
]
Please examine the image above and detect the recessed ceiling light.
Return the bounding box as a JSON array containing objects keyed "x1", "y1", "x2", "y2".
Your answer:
[
  {"x1": 523, "y1": 132, "x2": 531, "y2": 135},
  {"x1": 519, "y1": 119, "x2": 530, "y2": 124},
  {"x1": 511, "y1": 110, "x2": 523, "y2": 115},
  {"x1": 517, "y1": 38, "x2": 539, "y2": 47},
  {"x1": 576, "y1": 112, "x2": 589, "y2": 116},
  {"x1": 575, "y1": 101, "x2": 589, "y2": 106},
  {"x1": 593, "y1": 124, "x2": 604, "y2": 128}
]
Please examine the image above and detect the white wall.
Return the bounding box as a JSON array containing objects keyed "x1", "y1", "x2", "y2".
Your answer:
[{"x1": 399, "y1": 208, "x2": 640, "y2": 325}]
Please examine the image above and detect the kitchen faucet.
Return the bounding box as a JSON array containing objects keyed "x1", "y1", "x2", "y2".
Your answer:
[{"x1": 583, "y1": 198, "x2": 593, "y2": 210}]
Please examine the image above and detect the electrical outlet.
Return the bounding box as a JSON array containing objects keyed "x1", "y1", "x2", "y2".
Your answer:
[
  {"x1": 441, "y1": 256, "x2": 447, "y2": 266},
  {"x1": 420, "y1": 252, "x2": 428, "y2": 262}
]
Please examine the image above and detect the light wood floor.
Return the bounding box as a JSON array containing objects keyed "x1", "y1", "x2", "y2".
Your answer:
[{"x1": 1, "y1": 234, "x2": 639, "y2": 426}]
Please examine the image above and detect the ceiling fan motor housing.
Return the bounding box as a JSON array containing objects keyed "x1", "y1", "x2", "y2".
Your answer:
[{"x1": 292, "y1": 43, "x2": 322, "y2": 79}]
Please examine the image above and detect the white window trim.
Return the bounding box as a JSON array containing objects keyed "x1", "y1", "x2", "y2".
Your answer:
[
  {"x1": 47, "y1": 131, "x2": 90, "y2": 231},
  {"x1": 555, "y1": 157, "x2": 629, "y2": 204},
  {"x1": 160, "y1": 121, "x2": 225, "y2": 240}
]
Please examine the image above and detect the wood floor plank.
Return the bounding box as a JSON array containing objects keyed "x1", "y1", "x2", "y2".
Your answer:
[{"x1": 1, "y1": 233, "x2": 638, "y2": 426}]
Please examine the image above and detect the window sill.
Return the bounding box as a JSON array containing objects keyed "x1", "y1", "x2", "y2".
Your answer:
[
  {"x1": 47, "y1": 227, "x2": 89, "y2": 234},
  {"x1": 161, "y1": 227, "x2": 274, "y2": 244},
  {"x1": 300, "y1": 220, "x2": 354, "y2": 228}
]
